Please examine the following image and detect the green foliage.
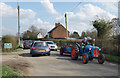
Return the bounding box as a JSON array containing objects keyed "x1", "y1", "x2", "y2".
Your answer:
[
  {"x1": 104, "y1": 54, "x2": 120, "y2": 63},
  {"x1": 81, "y1": 32, "x2": 86, "y2": 39},
  {"x1": 81, "y1": 30, "x2": 97, "y2": 39},
  {"x1": 93, "y1": 19, "x2": 113, "y2": 39},
  {"x1": 22, "y1": 30, "x2": 37, "y2": 40},
  {"x1": 70, "y1": 31, "x2": 80, "y2": 38},
  {"x1": 2, "y1": 35, "x2": 17, "y2": 51},
  {"x1": 22, "y1": 25, "x2": 47, "y2": 40},
  {"x1": 86, "y1": 30, "x2": 97, "y2": 39},
  {"x1": 2, "y1": 65, "x2": 22, "y2": 77}
]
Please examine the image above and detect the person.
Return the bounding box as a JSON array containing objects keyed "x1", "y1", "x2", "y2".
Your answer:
[
  {"x1": 81, "y1": 37, "x2": 89, "y2": 52},
  {"x1": 82, "y1": 37, "x2": 88, "y2": 46}
]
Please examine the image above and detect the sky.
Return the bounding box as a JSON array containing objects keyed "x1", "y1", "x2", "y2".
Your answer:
[{"x1": 0, "y1": 0, "x2": 119, "y2": 37}]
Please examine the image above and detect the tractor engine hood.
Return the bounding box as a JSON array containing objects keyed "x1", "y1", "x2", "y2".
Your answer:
[{"x1": 85, "y1": 45, "x2": 100, "y2": 50}]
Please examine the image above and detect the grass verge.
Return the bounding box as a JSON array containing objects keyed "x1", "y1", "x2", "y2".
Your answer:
[
  {"x1": 104, "y1": 54, "x2": 120, "y2": 64},
  {"x1": 0, "y1": 48, "x2": 23, "y2": 53},
  {"x1": 2, "y1": 65, "x2": 23, "y2": 78}
]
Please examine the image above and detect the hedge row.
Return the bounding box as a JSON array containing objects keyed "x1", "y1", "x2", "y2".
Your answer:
[
  {"x1": 2, "y1": 35, "x2": 18, "y2": 52},
  {"x1": 42, "y1": 39, "x2": 119, "y2": 56}
]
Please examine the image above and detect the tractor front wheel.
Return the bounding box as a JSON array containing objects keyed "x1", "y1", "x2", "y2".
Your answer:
[
  {"x1": 82, "y1": 53, "x2": 88, "y2": 64},
  {"x1": 60, "y1": 48, "x2": 63, "y2": 55},
  {"x1": 71, "y1": 48, "x2": 78, "y2": 60},
  {"x1": 98, "y1": 54, "x2": 105, "y2": 64}
]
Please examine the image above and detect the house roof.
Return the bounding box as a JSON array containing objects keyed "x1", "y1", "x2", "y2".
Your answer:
[
  {"x1": 48, "y1": 24, "x2": 69, "y2": 33},
  {"x1": 48, "y1": 25, "x2": 61, "y2": 33}
]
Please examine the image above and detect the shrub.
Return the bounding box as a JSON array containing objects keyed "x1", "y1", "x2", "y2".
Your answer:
[{"x1": 2, "y1": 35, "x2": 17, "y2": 52}]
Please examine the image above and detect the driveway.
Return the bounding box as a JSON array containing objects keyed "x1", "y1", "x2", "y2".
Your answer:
[{"x1": 1, "y1": 49, "x2": 119, "y2": 76}]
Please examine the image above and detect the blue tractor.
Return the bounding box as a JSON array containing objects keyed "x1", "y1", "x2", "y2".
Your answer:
[{"x1": 60, "y1": 42, "x2": 105, "y2": 64}]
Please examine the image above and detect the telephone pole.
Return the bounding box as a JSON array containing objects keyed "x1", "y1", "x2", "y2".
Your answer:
[
  {"x1": 18, "y1": 5, "x2": 20, "y2": 47},
  {"x1": 65, "y1": 13, "x2": 68, "y2": 39}
]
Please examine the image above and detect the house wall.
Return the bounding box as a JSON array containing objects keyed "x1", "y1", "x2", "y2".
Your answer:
[{"x1": 52, "y1": 25, "x2": 69, "y2": 38}]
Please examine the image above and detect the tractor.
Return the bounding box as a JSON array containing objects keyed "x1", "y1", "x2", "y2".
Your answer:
[{"x1": 60, "y1": 42, "x2": 105, "y2": 64}]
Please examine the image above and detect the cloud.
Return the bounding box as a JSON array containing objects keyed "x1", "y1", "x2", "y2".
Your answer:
[
  {"x1": 56, "y1": 4, "x2": 117, "y2": 35},
  {"x1": 2, "y1": 26, "x2": 17, "y2": 35},
  {"x1": 0, "y1": 2, "x2": 36, "y2": 23},
  {"x1": 0, "y1": 2, "x2": 36, "y2": 35},
  {"x1": 100, "y1": 2, "x2": 118, "y2": 13},
  {"x1": 40, "y1": 0, "x2": 58, "y2": 15},
  {"x1": 0, "y1": 2, "x2": 17, "y2": 17},
  {"x1": 33, "y1": 18, "x2": 54, "y2": 31}
]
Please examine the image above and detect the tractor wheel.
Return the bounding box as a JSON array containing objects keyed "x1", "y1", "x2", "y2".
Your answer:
[
  {"x1": 82, "y1": 53, "x2": 89, "y2": 64},
  {"x1": 98, "y1": 54, "x2": 105, "y2": 64},
  {"x1": 71, "y1": 48, "x2": 78, "y2": 60},
  {"x1": 60, "y1": 48, "x2": 63, "y2": 55},
  {"x1": 47, "y1": 53, "x2": 50, "y2": 56}
]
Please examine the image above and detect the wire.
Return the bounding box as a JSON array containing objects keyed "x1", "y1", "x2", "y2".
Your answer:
[{"x1": 70, "y1": 2, "x2": 82, "y2": 12}]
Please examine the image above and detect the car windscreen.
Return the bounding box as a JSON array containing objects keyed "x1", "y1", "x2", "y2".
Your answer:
[
  {"x1": 46, "y1": 42, "x2": 54, "y2": 44},
  {"x1": 34, "y1": 42, "x2": 47, "y2": 47},
  {"x1": 24, "y1": 41, "x2": 29, "y2": 44}
]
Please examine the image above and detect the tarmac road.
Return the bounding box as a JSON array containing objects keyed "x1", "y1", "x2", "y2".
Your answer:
[{"x1": 1, "y1": 49, "x2": 119, "y2": 76}]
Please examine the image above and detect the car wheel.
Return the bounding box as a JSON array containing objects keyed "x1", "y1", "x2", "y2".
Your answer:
[
  {"x1": 55, "y1": 49, "x2": 57, "y2": 51},
  {"x1": 82, "y1": 53, "x2": 89, "y2": 64},
  {"x1": 31, "y1": 54, "x2": 35, "y2": 57},
  {"x1": 47, "y1": 53, "x2": 50, "y2": 56},
  {"x1": 71, "y1": 48, "x2": 78, "y2": 60},
  {"x1": 60, "y1": 48, "x2": 63, "y2": 55},
  {"x1": 98, "y1": 54, "x2": 105, "y2": 64}
]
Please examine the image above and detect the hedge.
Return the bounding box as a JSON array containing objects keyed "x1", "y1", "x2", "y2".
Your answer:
[{"x1": 2, "y1": 35, "x2": 18, "y2": 52}]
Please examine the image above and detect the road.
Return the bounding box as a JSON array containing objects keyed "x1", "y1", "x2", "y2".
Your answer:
[{"x1": 1, "y1": 49, "x2": 119, "y2": 76}]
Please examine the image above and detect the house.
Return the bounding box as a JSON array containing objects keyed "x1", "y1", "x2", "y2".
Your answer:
[
  {"x1": 37, "y1": 32, "x2": 44, "y2": 39},
  {"x1": 48, "y1": 23, "x2": 69, "y2": 39}
]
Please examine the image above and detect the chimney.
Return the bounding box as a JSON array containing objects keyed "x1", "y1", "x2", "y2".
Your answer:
[{"x1": 55, "y1": 23, "x2": 60, "y2": 27}]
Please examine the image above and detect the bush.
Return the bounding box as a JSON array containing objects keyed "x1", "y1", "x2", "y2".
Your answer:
[
  {"x1": 96, "y1": 39, "x2": 119, "y2": 56},
  {"x1": 2, "y1": 35, "x2": 17, "y2": 52}
]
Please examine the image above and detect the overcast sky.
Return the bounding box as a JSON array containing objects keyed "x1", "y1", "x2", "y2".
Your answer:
[{"x1": 0, "y1": 0, "x2": 119, "y2": 36}]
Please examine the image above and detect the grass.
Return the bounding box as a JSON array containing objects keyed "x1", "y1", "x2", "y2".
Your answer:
[
  {"x1": 2, "y1": 65, "x2": 23, "y2": 78},
  {"x1": 0, "y1": 48, "x2": 23, "y2": 53},
  {"x1": 104, "y1": 54, "x2": 120, "y2": 63}
]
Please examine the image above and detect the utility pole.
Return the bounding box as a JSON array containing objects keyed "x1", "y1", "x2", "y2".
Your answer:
[
  {"x1": 18, "y1": 5, "x2": 20, "y2": 47},
  {"x1": 65, "y1": 13, "x2": 68, "y2": 39}
]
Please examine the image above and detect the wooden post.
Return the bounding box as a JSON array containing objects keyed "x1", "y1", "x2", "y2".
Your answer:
[
  {"x1": 18, "y1": 5, "x2": 20, "y2": 47},
  {"x1": 65, "y1": 13, "x2": 68, "y2": 39}
]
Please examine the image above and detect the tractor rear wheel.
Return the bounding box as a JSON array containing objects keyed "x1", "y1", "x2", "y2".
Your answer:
[
  {"x1": 98, "y1": 54, "x2": 105, "y2": 64},
  {"x1": 82, "y1": 53, "x2": 88, "y2": 64},
  {"x1": 60, "y1": 48, "x2": 63, "y2": 55},
  {"x1": 71, "y1": 48, "x2": 78, "y2": 60}
]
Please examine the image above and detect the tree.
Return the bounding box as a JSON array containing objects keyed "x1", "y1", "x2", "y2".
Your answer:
[
  {"x1": 81, "y1": 31, "x2": 86, "y2": 39},
  {"x1": 22, "y1": 25, "x2": 47, "y2": 40},
  {"x1": 93, "y1": 19, "x2": 113, "y2": 39},
  {"x1": 70, "y1": 31, "x2": 80, "y2": 38},
  {"x1": 85, "y1": 30, "x2": 97, "y2": 39},
  {"x1": 22, "y1": 30, "x2": 37, "y2": 40}
]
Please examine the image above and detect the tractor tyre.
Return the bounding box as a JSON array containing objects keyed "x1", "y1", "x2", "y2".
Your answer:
[
  {"x1": 47, "y1": 53, "x2": 50, "y2": 56},
  {"x1": 98, "y1": 54, "x2": 105, "y2": 64},
  {"x1": 60, "y1": 48, "x2": 63, "y2": 55},
  {"x1": 71, "y1": 48, "x2": 78, "y2": 60},
  {"x1": 82, "y1": 53, "x2": 89, "y2": 64}
]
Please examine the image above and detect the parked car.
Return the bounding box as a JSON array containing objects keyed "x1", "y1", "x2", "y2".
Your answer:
[
  {"x1": 23, "y1": 40, "x2": 33, "y2": 49},
  {"x1": 30, "y1": 41, "x2": 50, "y2": 57},
  {"x1": 46, "y1": 41, "x2": 58, "y2": 51}
]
